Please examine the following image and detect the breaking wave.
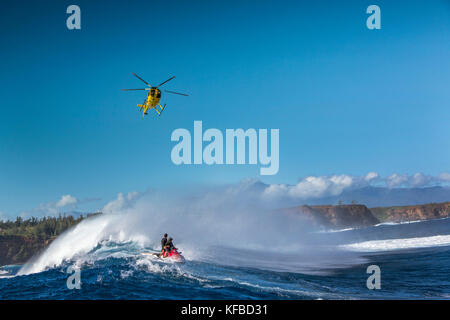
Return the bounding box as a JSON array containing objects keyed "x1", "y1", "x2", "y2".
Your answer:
[
  {"x1": 340, "y1": 234, "x2": 450, "y2": 252},
  {"x1": 17, "y1": 187, "x2": 363, "y2": 276}
]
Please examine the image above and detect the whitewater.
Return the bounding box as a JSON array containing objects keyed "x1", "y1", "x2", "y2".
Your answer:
[{"x1": 1, "y1": 188, "x2": 449, "y2": 299}]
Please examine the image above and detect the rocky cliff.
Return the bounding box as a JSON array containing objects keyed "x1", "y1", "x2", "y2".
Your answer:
[
  {"x1": 371, "y1": 202, "x2": 450, "y2": 222},
  {"x1": 0, "y1": 235, "x2": 54, "y2": 266},
  {"x1": 284, "y1": 204, "x2": 380, "y2": 229},
  {"x1": 0, "y1": 213, "x2": 99, "y2": 266},
  {"x1": 283, "y1": 202, "x2": 450, "y2": 229}
]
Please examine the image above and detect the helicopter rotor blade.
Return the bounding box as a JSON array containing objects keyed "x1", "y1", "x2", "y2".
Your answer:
[
  {"x1": 164, "y1": 90, "x2": 189, "y2": 96},
  {"x1": 156, "y1": 76, "x2": 176, "y2": 88},
  {"x1": 121, "y1": 88, "x2": 149, "y2": 91},
  {"x1": 131, "y1": 73, "x2": 152, "y2": 87}
]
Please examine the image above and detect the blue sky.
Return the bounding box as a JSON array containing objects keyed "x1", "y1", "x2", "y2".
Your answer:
[{"x1": 0, "y1": 0, "x2": 449, "y2": 217}]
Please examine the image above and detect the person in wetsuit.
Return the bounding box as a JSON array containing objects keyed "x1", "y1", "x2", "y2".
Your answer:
[
  {"x1": 163, "y1": 237, "x2": 176, "y2": 257},
  {"x1": 159, "y1": 233, "x2": 168, "y2": 257},
  {"x1": 161, "y1": 233, "x2": 168, "y2": 250}
]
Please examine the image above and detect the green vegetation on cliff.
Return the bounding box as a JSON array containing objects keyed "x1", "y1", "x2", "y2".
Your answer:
[
  {"x1": 0, "y1": 215, "x2": 83, "y2": 239},
  {"x1": 371, "y1": 202, "x2": 450, "y2": 222},
  {"x1": 0, "y1": 214, "x2": 100, "y2": 266}
]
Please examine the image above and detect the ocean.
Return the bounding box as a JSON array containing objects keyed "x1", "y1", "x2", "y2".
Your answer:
[{"x1": 1, "y1": 217, "x2": 449, "y2": 299}]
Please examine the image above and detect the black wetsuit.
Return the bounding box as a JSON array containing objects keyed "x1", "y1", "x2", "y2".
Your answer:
[
  {"x1": 164, "y1": 240, "x2": 174, "y2": 256},
  {"x1": 161, "y1": 237, "x2": 168, "y2": 250}
]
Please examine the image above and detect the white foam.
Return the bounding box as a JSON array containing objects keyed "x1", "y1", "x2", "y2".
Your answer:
[
  {"x1": 18, "y1": 213, "x2": 149, "y2": 275},
  {"x1": 340, "y1": 234, "x2": 450, "y2": 252},
  {"x1": 374, "y1": 220, "x2": 423, "y2": 226},
  {"x1": 374, "y1": 217, "x2": 450, "y2": 227},
  {"x1": 316, "y1": 227, "x2": 356, "y2": 234},
  {"x1": 228, "y1": 279, "x2": 346, "y2": 299}
]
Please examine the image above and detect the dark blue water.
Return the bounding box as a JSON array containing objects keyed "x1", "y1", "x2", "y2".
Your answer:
[{"x1": 1, "y1": 218, "x2": 450, "y2": 299}]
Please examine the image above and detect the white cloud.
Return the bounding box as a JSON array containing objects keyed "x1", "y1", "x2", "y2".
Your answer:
[
  {"x1": 365, "y1": 172, "x2": 379, "y2": 182},
  {"x1": 36, "y1": 194, "x2": 79, "y2": 216},
  {"x1": 409, "y1": 173, "x2": 433, "y2": 187},
  {"x1": 386, "y1": 173, "x2": 409, "y2": 188},
  {"x1": 262, "y1": 171, "x2": 450, "y2": 201},
  {"x1": 385, "y1": 172, "x2": 446, "y2": 188},
  {"x1": 56, "y1": 194, "x2": 78, "y2": 208},
  {"x1": 0, "y1": 210, "x2": 7, "y2": 222},
  {"x1": 263, "y1": 174, "x2": 356, "y2": 200},
  {"x1": 440, "y1": 172, "x2": 450, "y2": 182},
  {"x1": 102, "y1": 191, "x2": 141, "y2": 214}
]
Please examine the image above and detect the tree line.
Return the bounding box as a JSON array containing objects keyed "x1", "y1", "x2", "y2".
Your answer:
[{"x1": 0, "y1": 213, "x2": 100, "y2": 240}]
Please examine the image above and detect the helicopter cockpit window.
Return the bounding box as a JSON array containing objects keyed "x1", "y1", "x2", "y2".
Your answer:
[
  {"x1": 156, "y1": 92, "x2": 161, "y2": 98},
  {"x1": 150, "y1": 89, "x2": 155, "y2": 96}
]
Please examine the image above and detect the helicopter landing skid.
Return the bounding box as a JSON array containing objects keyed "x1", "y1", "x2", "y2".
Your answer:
[{"x1": 156, "y1": 104, "x2": 166, "y2": 116}]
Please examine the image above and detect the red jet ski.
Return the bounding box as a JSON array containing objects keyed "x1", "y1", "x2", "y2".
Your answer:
[{"x1": 159, "y1": 248, "x2": 185, "y2": 263}]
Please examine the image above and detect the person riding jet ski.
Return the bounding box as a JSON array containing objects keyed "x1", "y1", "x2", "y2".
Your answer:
[
  {"x1": 161, "y1": 233, "x2": 168, "y2": 249},
  {"x1": 162, "y1": 237, "x2": 177, "y2": 258}
]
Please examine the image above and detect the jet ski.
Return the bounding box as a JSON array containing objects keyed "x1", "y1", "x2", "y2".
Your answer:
[
  {"x1": 142, "y1": 248, "x2": 185, "y2": 263},
  {"x1": 160, "y1": 248, "x2": 185, "y2": 263}
]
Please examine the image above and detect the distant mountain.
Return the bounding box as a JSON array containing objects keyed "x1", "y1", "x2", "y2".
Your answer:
[
  {"x1": 312, "y1": 186, "x2": 450, "y2": 207},
  {"x1": 244, "y1": 179, "x2": 450, "y2": 208}
]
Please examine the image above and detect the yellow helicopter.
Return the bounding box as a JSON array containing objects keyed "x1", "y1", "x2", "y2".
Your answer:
[{"x1": 122, "y1": 73, "x2": 188, "y2": 118}]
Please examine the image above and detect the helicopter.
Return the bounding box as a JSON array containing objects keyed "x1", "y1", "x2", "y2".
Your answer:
[{"x1": 122, "y1": 73, "x2": 188, "y2": 118}]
